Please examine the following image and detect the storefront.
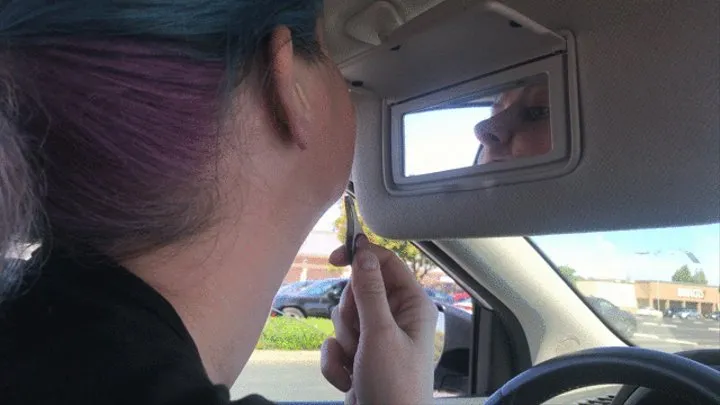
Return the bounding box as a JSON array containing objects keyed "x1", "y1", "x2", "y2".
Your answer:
[
  {"x1": 575, "y1": 279, "x2": 720, "y2": 314},
  {"x1": 635, "y1": 281, "x2": 720, "y2": 314}
]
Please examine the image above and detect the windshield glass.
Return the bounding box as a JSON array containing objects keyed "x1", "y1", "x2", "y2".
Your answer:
[
  {"x1": 532, "y1": 223, "x2": 720, "y2": 353},
  {"x1": 278, "y1": 280, "x2": 314, "y2": 294},
  {"x1": 301, "y1": 280, "x2": 336, "y2": 296}
]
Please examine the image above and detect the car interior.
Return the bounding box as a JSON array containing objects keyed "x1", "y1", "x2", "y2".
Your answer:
[{"x1": 263, "y1": 0, "x2": 720, "y2": 404}]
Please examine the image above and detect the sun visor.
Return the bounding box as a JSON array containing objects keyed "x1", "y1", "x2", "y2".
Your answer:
[{"x1": 347, "y1": 0, "x2": 719, "y2": 239}]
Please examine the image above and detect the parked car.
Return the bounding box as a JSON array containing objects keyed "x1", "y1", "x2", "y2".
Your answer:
[
  {"x1": 453, "y1": 298, "x2": 473, "y2": 315},
  {"x1": 276, "y1": 280, "x2": 315, "y2": 295},
  {"x1": 705, "y1": 311, "x2": 720, "y2": 321},
  {"x1": 424, "y1": 288, "x2": 454, "y2": 304},
  {"x1": 271, "y1": 278, "x2": 348, "y2": 319},
  {"x1": 452, "y1": 291, "x2": 470, "y2": 302},
  {"x1": 585, "y1": 297, "x2": 637, "y2": 338},
  {"x1": 635, "y1": 306, "x2": 663, "y2": 318},
  {"x1": 663, "y1": 307, "x2": 702, "y2": 319}
]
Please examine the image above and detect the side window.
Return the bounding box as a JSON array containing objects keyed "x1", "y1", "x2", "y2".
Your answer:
[{"x1": 230, "y1": 200, "x2": 475, "y2": 402}]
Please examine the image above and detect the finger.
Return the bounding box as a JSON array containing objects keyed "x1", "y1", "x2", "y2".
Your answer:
[
  {"x1": 329, "y1": 245, "x2": 349, "y2": 266},
  {"x1": 364, "y1": 244, "x2": 422, "y2": 293},
  {"x1": 337, "y1": 279, "x2": 358, "y2": 331},
  {"x1": 331, "y1": 310, "x2": 358, "y2": 364},
  {"x1": 331, "y1": 291, "x2": 359, "y2": 363},
  {"x1": 333, "y1": 241, "x2": 421, "y2": 294},
  {"x1": 351, "y1": 238, "x2": 395, "y2": 331},
  {"x1": 320, "y1": 338, "x2": 352, "y2": 392}
]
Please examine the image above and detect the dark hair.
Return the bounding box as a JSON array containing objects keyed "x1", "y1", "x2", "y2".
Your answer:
[{"x1": 0, "y1": 0, "x2": 325, "y2": 301}]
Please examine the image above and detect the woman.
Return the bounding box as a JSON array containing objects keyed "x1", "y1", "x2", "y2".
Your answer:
[
  {"x1": 474, "y1": 82, "x2": 551, "y2": 164},
  {"x1": 0, "y1": 1, "x2": 437, "y2": 404}
]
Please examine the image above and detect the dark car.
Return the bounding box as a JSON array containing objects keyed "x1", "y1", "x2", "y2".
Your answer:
[
  {"x1": 664, "y1": 307, "x2": 702, "y2": 319},
  {"x1": 424, "y1": 288, "x2": 454, "y2": 305},
  {"x1": 663, "y1": 307, "x2": 680, "y2": 318},
  {"x1": 276, "y1": 280, "x2": 315, "y2": 295},
  {"x1": 706, "y1": 311, "x2": 720, "y2": 321},
  {"x1": 585, "y1": 296, "x2": 637, "y2": 338},
  {"x1": 271, "y1": 278, "x2": 348, "y2": 319}
]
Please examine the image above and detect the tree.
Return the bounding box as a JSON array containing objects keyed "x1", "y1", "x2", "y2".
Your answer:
[
  {"x1": 333, "y1": 199, "x2": 435, "y2": 282},
  {"x1": 671, "y1": 265, "x2": 694, "y2": 283},
  {"x1": 557, "y1": 265, "x2": 581, "y2": 284},
  {"x1": 692, "y1": 270, "x2": 708, "y2": 285}
]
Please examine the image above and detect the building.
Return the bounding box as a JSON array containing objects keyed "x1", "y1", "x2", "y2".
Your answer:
[
  {"x1": 285, "y1": 253, "x2": 348, "y2": 283},
  {"x1": 576, "y1": 279, "x2": 720, "y2": 314},
  {"x1": 282, "y1": 230, "x2": 450, "y2": 286},
  {"x1": 284, "y1": 230, "x2": 349, "y2": 283},
  {"x1": 634, "y1": 280, "x2": 720, "y2": 314}
]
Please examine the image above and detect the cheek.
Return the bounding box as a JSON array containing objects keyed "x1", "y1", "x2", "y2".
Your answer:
[
  {"x1": 330, "y1": 78, "x2": 356, "y2": 154},
  {"x1": 512, "y1": 123, "x2": 552, "y2": 157},
  {"x1": 480, "y1": 145, "x2": 505, "y2": 163},
  {"x1": 342, "y1": 98, "x2": 356, "y2": 147}
]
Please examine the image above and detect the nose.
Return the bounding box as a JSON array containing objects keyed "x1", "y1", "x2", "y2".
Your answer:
[{"x1": 474, "y1": 106, "x2": 518, "y2": 147}]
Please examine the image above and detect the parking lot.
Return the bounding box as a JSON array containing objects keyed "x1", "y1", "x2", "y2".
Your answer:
[
  {"x1": 231, "y1": 316, "x2": 718, "y2": 402},
  {"x1": 632, "y1": 316, "x2": 719, "y2": 353}
]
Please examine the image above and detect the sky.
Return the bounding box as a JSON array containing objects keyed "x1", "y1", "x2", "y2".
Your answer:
[
  {"x1": 308, "y1": 106, "x2": 720, "y2": 286},
  {"x1": 532, "y1": 224, "x2": 720, "y2": 285},
  {"x1": 403, "y1": 107, "x2": 492, "y2": 176},
  {"x1": 311, "y1": 202, "x2": 720, "y2": 285}
]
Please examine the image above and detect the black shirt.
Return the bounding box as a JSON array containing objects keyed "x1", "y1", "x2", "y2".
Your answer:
[{"x1": 0, "y1": 250, "x2": 275, "y2": 405}]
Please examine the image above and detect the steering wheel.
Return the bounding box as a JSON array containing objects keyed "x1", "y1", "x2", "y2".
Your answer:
[
  {"x1": 484, "y1": 346, "x2": 720, "y2": 405},
  {"x1": 612, "y1": 349, "x2": 720, "y2": 405}
]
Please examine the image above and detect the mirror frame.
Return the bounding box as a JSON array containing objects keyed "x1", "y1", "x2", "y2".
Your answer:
[{"x1": 383, "y1": 32, "x2": 581, "y2": 196}]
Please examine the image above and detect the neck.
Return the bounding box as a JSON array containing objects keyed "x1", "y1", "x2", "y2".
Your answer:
[{"x1": 123, "y1": 192, "x2": 325, "y2": 387}]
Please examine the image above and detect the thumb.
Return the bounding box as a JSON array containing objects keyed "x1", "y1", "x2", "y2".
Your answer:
[{"x1": 351, "y1": 247, "x2": 395, "y2": 331}]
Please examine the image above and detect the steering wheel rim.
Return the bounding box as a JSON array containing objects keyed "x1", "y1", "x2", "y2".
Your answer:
[
  {"x1": 484, "y1": 346, "x2": 720, "y2": 405},
  {"x1": 612, "y1": 349, "x2": 720, "y2": 405}
]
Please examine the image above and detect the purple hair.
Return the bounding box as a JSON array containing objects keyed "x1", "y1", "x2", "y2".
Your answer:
[
  {"x1": 0, "y1": 0, "x2": 325, "y2": 301},
  {"x1": 12, "y1": 40, "x2": 225, "y2": 259}
]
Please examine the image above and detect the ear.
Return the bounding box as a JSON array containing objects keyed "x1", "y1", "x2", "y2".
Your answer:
[{"x1": 268, "y1": 26, "x2": 312, "y2": 151}]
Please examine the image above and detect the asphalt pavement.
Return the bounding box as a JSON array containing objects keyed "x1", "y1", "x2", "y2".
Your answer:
[
  {"x1": 231, "y1": 317, "x2": 719, "y2": 402},
  {"x1": 631, "y1": 316, "x2": 719, "y2": 353},
  {"x1": 230, "y1": 351, "x2": 344, "y2": 402}
]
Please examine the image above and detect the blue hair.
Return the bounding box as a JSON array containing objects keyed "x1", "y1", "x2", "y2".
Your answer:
[{"x1": 0, "y1": 0, "x2": 325, "y2": 77}]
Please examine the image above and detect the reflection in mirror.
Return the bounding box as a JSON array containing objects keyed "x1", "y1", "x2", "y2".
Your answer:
[
  {"x1": 402, "y1": 74, "x2": 551, "y2": 177},
  {"x1": 403, "y1": 107, "x2": 491, "y2": 176},
  {"x1": 433, "y1": 310, "x2": 446, "y2": 368}
]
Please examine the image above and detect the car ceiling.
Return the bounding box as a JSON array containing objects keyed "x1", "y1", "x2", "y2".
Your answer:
[{"x1": 323, "y1": 0, "x2": 720, "y2": 239}]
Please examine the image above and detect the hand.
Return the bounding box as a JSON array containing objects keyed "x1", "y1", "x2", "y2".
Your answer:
[{"x1": 321, "y1": 235, "x2": 439, "y2": 405}]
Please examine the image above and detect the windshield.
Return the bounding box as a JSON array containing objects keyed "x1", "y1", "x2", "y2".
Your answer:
[
  {"x1": 532, "y1": 223, "x2": 720, "y2": 353},
  {"x1": 301, "y1": 280, "x2": 337, "y2": 296},
  {"x1": 278, "y1": 280, "x2": 314, "y2": 294}
]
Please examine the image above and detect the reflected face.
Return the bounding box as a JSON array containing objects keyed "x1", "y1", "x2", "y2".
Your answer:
[{"x1": 474, "y1": 84, "x2": 551, "y2": 164}]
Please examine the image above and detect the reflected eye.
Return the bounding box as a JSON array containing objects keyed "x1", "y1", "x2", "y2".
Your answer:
[{"x1": 523, "y1": 106, "x2": 550, "y2": 122}]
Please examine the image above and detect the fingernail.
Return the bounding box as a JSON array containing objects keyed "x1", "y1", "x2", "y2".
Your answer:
[
  {"x1": 355, "y1": 234, "x2": 369, "y2": 250},
  {"x1": 356, "y1": 250, "x2": 379, "y2": 271}
]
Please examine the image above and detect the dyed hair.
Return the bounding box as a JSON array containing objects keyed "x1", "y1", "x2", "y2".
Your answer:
[{"x1": 0, "y1": 0, "x2": 324, "y2": 301}]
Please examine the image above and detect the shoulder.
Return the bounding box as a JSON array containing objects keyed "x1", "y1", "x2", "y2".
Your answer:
[{"x1": 0, "y1": 252, "x2": 218, "y2": 405}]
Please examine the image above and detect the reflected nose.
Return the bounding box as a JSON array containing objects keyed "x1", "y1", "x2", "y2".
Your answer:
[{"x1": 474, "y1": 106, "x2": 518, "y2": 147}]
